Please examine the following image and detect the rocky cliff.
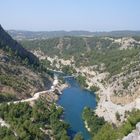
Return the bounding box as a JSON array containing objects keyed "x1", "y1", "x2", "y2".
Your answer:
[
  {"x1": 0, "y1": 25, "x2": 39, "y2": 65},
  {"x1": 0, "y1": 25, "x2": 51, "y2": 101}
]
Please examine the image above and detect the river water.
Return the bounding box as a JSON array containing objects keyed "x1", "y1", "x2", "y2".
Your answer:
[{"x1": 57, "y1": 77, "x2": 96, "y2": 140}]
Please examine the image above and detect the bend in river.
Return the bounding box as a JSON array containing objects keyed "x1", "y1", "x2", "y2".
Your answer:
[{"x1": 57, "y1": 77, "x2": 96, "y2": 140}]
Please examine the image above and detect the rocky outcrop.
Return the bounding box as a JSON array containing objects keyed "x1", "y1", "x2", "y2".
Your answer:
[{"x1": 123, "y1": 122, "x2": 140, "y2": 140}]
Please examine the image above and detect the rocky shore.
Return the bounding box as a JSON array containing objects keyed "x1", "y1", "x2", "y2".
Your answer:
[{"x1": 42, "y1": 76, "x2": 68, "y2": 102}]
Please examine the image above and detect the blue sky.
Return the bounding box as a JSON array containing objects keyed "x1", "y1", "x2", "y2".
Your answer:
[{"x1": 0, "y1": 0, "x2": 140, "y2": 31}]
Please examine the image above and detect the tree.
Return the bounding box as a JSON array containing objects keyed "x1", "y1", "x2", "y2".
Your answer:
[
  {"x1": 115, "y1": 112, "x2": 121, "y2": 121},
  {"x1": 74, "y1": 133, "x2": 84, "y2": 140}
]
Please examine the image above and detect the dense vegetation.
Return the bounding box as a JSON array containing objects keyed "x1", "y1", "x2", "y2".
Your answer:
[
  {"x1": 0, "y1": 74, "x2": 28, "y2": 93},
  {"x1": 82, "y1": 107, "x2": 106, "y2": 137},
  {"x1": 0, "y1": 126, "x2": 16, "y2": 140},
  {"x1": 85, "y1": 48, "x2": 140, "y2": 76},
  {"x1": 21, "y1": 36, "x2": 140, "y2": 76},
  {"x1": 76, "y1": 75, "x2": 88, "y2": 88},
  {"x1": 82, "y1": 108, "x2": 140, "y2": 140},
  {"x1": 0, "y1": 93, "x2": 17, "y2": 103},
  {"x1": 73, "y1": 133, "x2": 84, "y2": 140},
  {"x1": 90, "y1": 85, "x2": 100, "y2": 92},
  {"x1": 61, "y1": 65, "x2": 76, "y2": 75},
  {"x1": 0, "y1": 98, "x2": 70, "y2": 140}
]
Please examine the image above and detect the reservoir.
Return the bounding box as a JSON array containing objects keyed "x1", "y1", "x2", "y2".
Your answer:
[{"x1": 57, "y1": 77, "x2": 96, "y2": 140}]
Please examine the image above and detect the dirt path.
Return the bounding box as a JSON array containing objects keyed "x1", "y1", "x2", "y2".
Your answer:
[{"x1": 0, "y1": 77, "x2": 59, "y2": 135}]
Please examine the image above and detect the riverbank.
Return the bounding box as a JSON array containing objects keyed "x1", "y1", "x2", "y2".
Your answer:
[
  {"x1": 73, "y1": 67, "x2": 140, "y2": 125},
  {"x1": 0, "y1": 76, "x2": 69, "y2": 140},
  {"x1": 84, "y1": 72, "x2": 140, "y2": 125},
  {"x1": 32, "y1": 50, "x2": 140, "y2": 123},
  {"x1": 57, "y1": 77, "x2": 96, "y2": 140},
  {"x1": 84, "y1": 121, "x2": 91, "y2": 132},
  {"x1": 36, "y1": 75, "x2": 68, "y2": 102}
]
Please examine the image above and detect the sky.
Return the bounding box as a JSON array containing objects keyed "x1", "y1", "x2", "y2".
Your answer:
[{"x1": 0, "y1": 0, "x2": 140, "y2": 31}]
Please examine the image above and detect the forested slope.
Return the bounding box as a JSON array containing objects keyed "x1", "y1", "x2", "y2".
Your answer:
[{"x1": 0, "y1": 25, "x2": 52, "y2": 101}]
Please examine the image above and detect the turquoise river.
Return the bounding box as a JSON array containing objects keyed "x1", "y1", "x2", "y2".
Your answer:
[{"x1": 57, "y1": 77, "x2": 96, "y2": 140}]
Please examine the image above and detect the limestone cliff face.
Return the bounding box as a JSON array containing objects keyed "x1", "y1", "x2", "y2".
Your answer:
[{"x1": 123, "y1": 122, "x2": 140, "y2": 140}]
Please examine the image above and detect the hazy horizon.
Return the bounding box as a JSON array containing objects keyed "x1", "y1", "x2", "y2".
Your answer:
[
  {"x1": 7, "y1": 29, "x2": 140, "y2": 32},
  {"x1": 1, "y1": 0, "x2": 140, "y2": 31}
]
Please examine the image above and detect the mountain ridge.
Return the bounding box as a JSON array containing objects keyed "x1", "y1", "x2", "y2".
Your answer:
[
  {"x1": 0, "y1": 25, "x2": 39, "y2": 65},
  {"x1": 8, "y1": 29, "x2": 140, "y2": 40}
]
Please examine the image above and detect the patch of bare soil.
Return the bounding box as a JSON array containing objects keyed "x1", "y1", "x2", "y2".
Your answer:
[{"x1": 111, "y1": 91, "x2": 140, "y2": 105}]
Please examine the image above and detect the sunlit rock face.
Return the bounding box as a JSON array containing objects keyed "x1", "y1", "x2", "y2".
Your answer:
[{"x1": 123, "y1": 122, "x2": 140, "y2": 140}]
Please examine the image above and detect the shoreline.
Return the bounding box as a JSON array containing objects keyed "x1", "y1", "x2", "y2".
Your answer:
[
  {"x1": 53, "y1": 70, "x2": 140, "y2": 124},
  {"x1": 56, "y1": 76, "x2": 94, "y2": 139},
  {"x1": 51, "y1": 76, "x2": 69, "y2": 102},
  {"x1": 85, "y1": 73, "x2": 140, "y2": 124},
  {"x1": 84, "y1": 121, "x2": 91, "y2": 132},
  {"x1": 33, "y1": 51, "x2": 140, "y2": 124}
]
